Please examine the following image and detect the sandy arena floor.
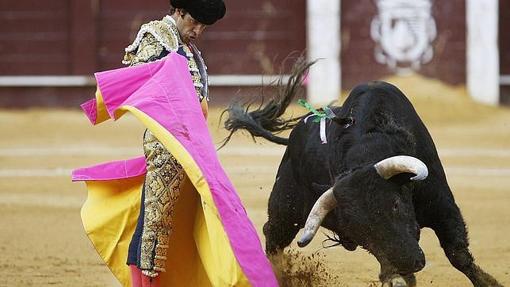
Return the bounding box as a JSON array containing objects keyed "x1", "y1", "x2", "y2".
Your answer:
[{"x1": 0, "y1": 76, "x2": 509, "y2": 286}]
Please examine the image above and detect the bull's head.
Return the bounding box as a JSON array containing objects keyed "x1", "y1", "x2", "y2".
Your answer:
[{"x1": 298, "y1": 155, "x2": 427, "y2": 274}]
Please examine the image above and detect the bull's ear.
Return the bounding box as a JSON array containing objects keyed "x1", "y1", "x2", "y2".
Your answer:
[
  {"x1": 332, "y1": 116, "x2": 354, "y2": 128},
  {"x1": 311, "y1": 182, "x2": 333, "y2": 194},
  {"x1": 387, "y1": 172, "x2": 417, "y2": 185}
]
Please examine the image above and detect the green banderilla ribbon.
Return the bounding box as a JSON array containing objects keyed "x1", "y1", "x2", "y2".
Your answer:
[{"x1": 297, "y1": 99, "x2": 336, "y2": 123}]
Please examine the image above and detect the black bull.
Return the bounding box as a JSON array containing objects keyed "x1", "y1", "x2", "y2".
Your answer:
[{"x1": 221, "y1": 63, "x2": 501, "y2": 286}]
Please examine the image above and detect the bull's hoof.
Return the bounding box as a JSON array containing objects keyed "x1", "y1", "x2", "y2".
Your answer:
[{"x1": 382, "y1": 275, "x2": 407, "y2": 287}]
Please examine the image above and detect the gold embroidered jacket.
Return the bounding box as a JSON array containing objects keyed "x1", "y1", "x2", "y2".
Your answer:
[{"x1": 123, "y1": 15, "x2": 209, "y2": 102}]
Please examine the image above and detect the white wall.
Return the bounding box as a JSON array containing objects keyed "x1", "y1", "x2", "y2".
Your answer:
[
  {"x1": 306, "y1": 0, "x2": 341, "y2": 105},
  {"x1": 467, "y1": 0, "x2": 499, "y2": 105}
]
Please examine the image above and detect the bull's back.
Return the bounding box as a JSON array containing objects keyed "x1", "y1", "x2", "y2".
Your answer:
[
  {"x1": 289, "y1": 81, "x2": 447, "y2": 191},
  {"x1": 286, "y1": 112, "x2": 339, "y2": 188}
]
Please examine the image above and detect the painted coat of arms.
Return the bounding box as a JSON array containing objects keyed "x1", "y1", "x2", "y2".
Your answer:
[{"x1": 370, "y1": 0, "x2": 437, "y2": 74}]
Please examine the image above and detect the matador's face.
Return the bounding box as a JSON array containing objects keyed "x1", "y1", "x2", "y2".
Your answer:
[{"x1": 175, "y1": 10, "x2": 207, "y2": 44}]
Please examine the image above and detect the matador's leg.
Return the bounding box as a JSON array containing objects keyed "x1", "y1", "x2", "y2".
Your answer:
[{"x1": 139, "y1": 129, "x2": 185, "y2": 277}]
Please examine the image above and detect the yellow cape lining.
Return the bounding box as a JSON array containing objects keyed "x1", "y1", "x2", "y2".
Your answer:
[{"x1": 80, "y1": 93, "x2": 250, "y2": 286}]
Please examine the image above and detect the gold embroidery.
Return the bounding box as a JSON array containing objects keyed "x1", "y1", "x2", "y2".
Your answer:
[
  {"x1": 139, "y1": 130, "x2": 184, "y2": 276},
  {"x1": 123, "y1": 34, "x2": 165, "y2": 66},
  {"x1": 182, "y1": 44, "x2": 205, "y2": 101},
  {"x1": 123, "y1": 16, "x2": 206, "y2": 101},
  {"x1": 122, "y1": 19, "x2": 179, "y2": 65}
]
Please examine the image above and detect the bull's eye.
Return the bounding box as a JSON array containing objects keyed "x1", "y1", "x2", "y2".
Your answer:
[{"x1": 392, "y1": 201, "x2": 399, "y2": 212}]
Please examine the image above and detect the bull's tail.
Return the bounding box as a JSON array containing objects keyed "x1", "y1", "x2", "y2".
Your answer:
[{"x1": 220, "y1": 58, "x2": 314, "y2": 147}]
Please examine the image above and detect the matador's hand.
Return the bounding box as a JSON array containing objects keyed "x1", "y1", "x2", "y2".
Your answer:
[{"x1": 141, "y1": 272, "x2": 160, "y2": 287}]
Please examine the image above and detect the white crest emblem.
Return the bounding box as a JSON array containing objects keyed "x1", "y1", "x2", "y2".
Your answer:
[{"x1": 370, "y1": 0, "x2": 437, "y2": 74}]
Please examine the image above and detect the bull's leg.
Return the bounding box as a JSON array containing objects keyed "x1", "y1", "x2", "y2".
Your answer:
[
  {"x1": 264, "y1": 158, "x2": 304, "y2": 255},
  {"x1": 430, "y1": 202, "x2": 502, "y2": 287}
]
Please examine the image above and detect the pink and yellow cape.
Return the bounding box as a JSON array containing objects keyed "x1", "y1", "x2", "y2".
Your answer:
[{"x1": 72, "y1": 53, "x2": 278, "y2": 287}]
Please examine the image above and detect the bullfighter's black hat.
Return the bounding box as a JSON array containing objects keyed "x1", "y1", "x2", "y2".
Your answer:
[{"x1": 171, "y1": 0, "x2": 226, "y2": 25}]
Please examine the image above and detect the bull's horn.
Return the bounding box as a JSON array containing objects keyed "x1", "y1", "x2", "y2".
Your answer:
[
  {"x1": 374, "y1": 155, "x2": 428, "y2": 181},
  {"x1": 297, "y1": 188, "x2": 337, "y2": 248}
]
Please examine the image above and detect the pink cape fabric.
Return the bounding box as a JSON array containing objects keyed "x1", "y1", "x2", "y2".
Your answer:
[{"x1": 72, "y1": 53, "x2": 278, "y2": 286}]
